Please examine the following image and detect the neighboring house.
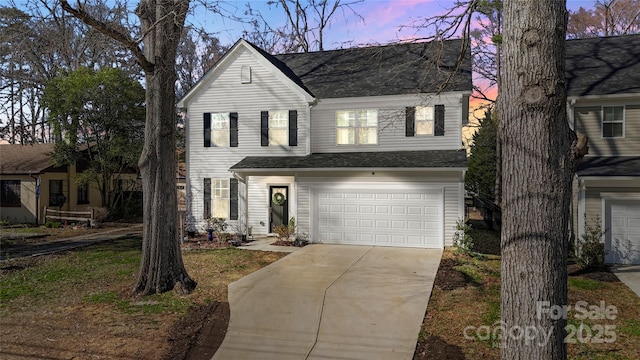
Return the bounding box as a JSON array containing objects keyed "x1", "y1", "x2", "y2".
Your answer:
[
  {"x1": 0, "y1": 143, "x2": 137, "y2": 224},
  {"x1": 567, "y1": 34, "x2": 640, "y2": 264},
  {"x1": 178, "y1": 39, "x2": 471, "y2": 248}
]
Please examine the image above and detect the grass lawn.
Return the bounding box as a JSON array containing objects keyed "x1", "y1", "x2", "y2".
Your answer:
[
  {"x1": 0, "y1": 237, "x2": 287, "y2": 360},
  {"x1": 414, "y1": 226, "x2": 640, "y2": 360}
]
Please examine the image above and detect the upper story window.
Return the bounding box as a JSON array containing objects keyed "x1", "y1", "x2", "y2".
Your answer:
[
  {"x1": 415, "y1": 106, "x2": 434, "y2": 135},
  {"x1": 268, "y1": 111, "x2": 288, "y2": 146},
  {"x1": 602, "y1": 106, "x2": 624, "y2": 138},
  {"x1": 211, "y1": 113, "x2": 230, "y2": 147},
  {"x1": 204, "y1": 112, "x2": 238, "y2": 148},
  {"x1": 336, "y1": 109, "x2": 378, "y2": 145},
  {"x1": 1, "y1": 180, "x2": 21, "y2": 207},
  {"x1": 261, "y1": 110, "x2": 297, "y2": 147}
]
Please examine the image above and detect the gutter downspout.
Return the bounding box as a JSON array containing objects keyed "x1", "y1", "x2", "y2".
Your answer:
[{"x1": 30, "y1": 173, "x2": 40, "y2": 224}]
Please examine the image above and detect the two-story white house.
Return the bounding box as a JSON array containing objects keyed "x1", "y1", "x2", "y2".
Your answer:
[
  {"x1": 567, "y1": 34, "x2": 640, "y2": 264},
  {"x1": 177, "y1": 39, "x2": 472, "y2": 248}
]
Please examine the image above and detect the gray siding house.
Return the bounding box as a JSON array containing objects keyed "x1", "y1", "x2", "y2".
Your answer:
[
  {"x1": 178, "y1": 39, "x2": 472, "y2": 248},
  {"x1": 567, "y1": 34, "x2": 640, "y2": 264}
]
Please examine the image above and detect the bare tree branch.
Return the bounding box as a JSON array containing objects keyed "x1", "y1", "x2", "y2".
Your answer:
[{"x1": 59, "y1": 0, "x2": 153, "y2": 72}]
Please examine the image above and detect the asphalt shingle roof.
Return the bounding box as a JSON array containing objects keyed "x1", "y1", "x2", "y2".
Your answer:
[
  {"x1": 0, "y1": 143, "x2": 56, "y2": 175},
  {"x1": 565, "y1": 34, "x2": 640, "y2": 97},
  {"x1": 576, "y1": 156, "x2": 640, "y2": 177},
  {"x1": 270, "y1": 39, "x2": 472, "y2": 98},
  {"x1": 230, "y1": 150, "x2": 467, "y2": 170}
]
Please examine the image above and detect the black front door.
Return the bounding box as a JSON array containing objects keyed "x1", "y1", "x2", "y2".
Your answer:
[{"x1": 269, "y1": 186, "x2": 289, "y2": 232}]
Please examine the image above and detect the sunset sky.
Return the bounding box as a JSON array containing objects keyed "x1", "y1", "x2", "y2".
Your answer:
[{"x1": 192, "y1": 0, "x2": 598, "y2": 134}]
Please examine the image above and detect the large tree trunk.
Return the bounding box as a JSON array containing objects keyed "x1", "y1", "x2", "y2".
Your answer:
[
  {"x1": 133, "y1": 0, "x2": 196, "y2": 295},
  {"x1": 500, "y1": 1, "x2": 574, "y2": 359}
]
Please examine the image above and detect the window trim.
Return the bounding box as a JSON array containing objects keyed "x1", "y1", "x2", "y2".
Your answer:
[
  {"x1": 335, "y1": 109, "x2": 378, "y2": 145},
  {"x1": 212, "y1": 178, "x2": 230, "y2": 219},
  {"x1": 268, "y1": 110, "x2": 289, "y2": 146},
  {"x1": 1, "y1": 180, "x2": 21, "y2": 208},
  {"x1": 415, "y1": 106, "x2": 435, "y2": 136},
  {"x1": 211, "y1": 113, "x2": 230, "y2": 147},
  {"x1": 601, "y1": 105, "x2": 625, "y2": 138}
]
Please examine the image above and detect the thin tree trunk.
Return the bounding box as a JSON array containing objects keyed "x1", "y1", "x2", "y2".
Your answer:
[
  {"x1": 500, "y1": 1, "x2": 574, "y2": 358},
  {"x1": 133, "y1": 0, "x2": 196, "y2": 295}
]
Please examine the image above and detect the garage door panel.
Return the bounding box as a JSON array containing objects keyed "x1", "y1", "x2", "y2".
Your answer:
[
  {"x1": 316, "y1": 188, "x2": 441, "y2": 248},
  {"x1": 606, "y1": 200, "x2": 640, "y2": 265}
]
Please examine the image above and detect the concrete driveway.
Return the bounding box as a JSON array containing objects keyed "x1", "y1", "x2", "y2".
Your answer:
[
  {"x1": 611, "y1": 265, "x2": 640, "y2": 297},
  {"x1": 212, "y1": 244, "x2": 442, "y2": 360}
]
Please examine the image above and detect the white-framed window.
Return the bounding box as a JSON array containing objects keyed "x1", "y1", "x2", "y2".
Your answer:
[
  {"x1": 415, "y1": 106, "x2": 434, "y2": 135},
  {"x1": 336, "y1": 109, "x2": 378, "y2": 145},
  {"x1": 211, "y1": 113, "x2": 230, "y2": 147},
  {"x1": 269, "y1": 110, "x2": 288, "y2": 146},
  {"x1": 212, "y1": 179, "x2": 229, "y2": 218},
  {"x1": 602, "y1": 106, "x2": 624, "y2": 138},
  {"x1": 211, "y1": 113, "x2": 229, "y2": 147}
]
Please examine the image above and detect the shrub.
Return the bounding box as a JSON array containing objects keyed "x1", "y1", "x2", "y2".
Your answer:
[
  {"x1": 274, "y1": 217, "x2": 296, "y2": 242},
  {"x1": 44, "y1": 221, "x2": 62, "y2": 228},
  {"x1": 576, "y1": 217, "x2": 607, "y2": 270},
  {"x1": 453, "y1": 219, "x2": 474, "y2": 255}
]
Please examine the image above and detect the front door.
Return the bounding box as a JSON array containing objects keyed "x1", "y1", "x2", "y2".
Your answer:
[{"x1": 269, "y1": 186, "x2": 289, "y2": 233}]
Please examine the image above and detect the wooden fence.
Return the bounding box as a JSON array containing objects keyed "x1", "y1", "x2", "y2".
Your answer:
[{"x1": 44, "y1": 207, "x2": 95, "y2": 226}]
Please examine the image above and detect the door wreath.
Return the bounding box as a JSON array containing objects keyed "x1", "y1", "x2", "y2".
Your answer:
[{"x1": 272, "y1": 192, "x2": 286, "y2": 205}]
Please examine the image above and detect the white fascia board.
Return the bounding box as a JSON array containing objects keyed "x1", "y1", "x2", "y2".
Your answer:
[
  {"x1": 568, "y1": 93, "x2": 640, "y2": 103},
  {"x1": 579, "y1": 176, "x2": 640, "y2": 181},
  {"x1": 229, "y1": 167, "x2": 467, "y2": 173},
  {"x1": 316, "y1": 91, "x2": 471, "y2": 106}
]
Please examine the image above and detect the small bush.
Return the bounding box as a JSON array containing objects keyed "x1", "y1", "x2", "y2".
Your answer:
[
  {"x1": 44, "y1": 221, "x2": 62, "y2": 228},
  {"x1": 576, "y1": 217, "x2": 607, "y2": 270},
  {"x1": 274, "y1": 217, "x2": 296, "y2": 242},
  {"x1": 453, "y1": 219, "x2": 474, "y2": 255}
]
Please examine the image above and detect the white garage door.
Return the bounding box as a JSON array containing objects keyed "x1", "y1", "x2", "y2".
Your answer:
[
  {"x1": 315, "y1": 189, "x2": 442, "y2": 248},
  {"x1": 606, "y1": 200, "x2": 640, "y2": 264}
]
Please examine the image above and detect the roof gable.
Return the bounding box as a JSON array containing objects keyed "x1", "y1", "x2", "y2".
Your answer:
[
  {"x1": 566, "y1": 34, "x2": 640, "y2": 97},
  {"x1": 177, "y1": 39, "x2": 315, "y2": 108}
]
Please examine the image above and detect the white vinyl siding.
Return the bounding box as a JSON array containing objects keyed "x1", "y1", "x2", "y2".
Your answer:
[
  {"x1": 246, "y1": 176, "x2": 295, "y2": 236},
  {"x1": 312, "y1": 94, "x2": 464, "y2": 153},
  {"x1": 574, "y1": 103, "x2": 640, "y2": 156},
  {"x1": 185, "y1": 46, "x2": 308, "y2": 229}
]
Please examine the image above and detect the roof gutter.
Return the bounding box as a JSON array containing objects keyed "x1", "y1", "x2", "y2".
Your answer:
[{"x1": 228, "y1": 167, "x2": 467, "y2": 173}]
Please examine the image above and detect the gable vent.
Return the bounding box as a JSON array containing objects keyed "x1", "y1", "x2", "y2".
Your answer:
[{"x1": 241, "y1": 65, "x2": 252, "y2": 84}]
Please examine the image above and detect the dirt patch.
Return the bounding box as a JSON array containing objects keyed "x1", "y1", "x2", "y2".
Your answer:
[
  {"x1": 568, "y1": 263, "x2": 620, "y2": 282},
  {"x1": 433, "y1": 257, "x2": 475, "y2": 290},
  {"x1": 163, "y1": 302, "x2": 230, "y2": 360},
  {"x1": 414, "y1": 335, "x2": 466, "y2": 360}
]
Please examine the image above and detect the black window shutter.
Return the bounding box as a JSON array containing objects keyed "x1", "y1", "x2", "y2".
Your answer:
[
  {"x1": 203, "y1": 178, "x2": 211, "y2": 219},
  {"x1": 405, "y1": 107, "x2": 415, "y2": 137},
  {"x1": 203, "y1": 113, "x2": 211, "y2": 147},
  {"x1": 230, "y1": 112, "x2": 239, "y2": 147},
  {"x1": 434, "y1": 105, "x2": 445, "y2": 136},
  {"x1": 229, "y1": 178, "x2": 238, "y2": 220},
  {"x1": 289, "y1": 110, "x2": 298, "y2": 146},
  {"x1": 260, "y1": 111, "x2": 269, "y2": 146}
]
